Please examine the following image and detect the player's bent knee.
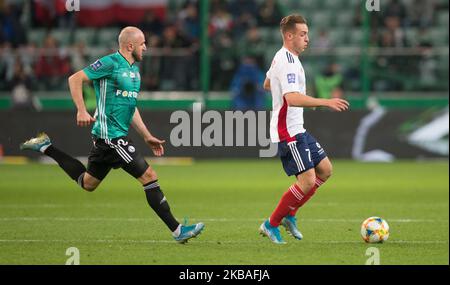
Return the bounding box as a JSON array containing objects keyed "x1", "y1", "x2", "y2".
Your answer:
[
  {"x1": 317, "y1": 160, "x2": 333, "y2": 181},
  {"x1": 83, "y1": 184, "x2": 98, "y2": 192},
  {"x1": 297, "y1": 169, "x2": 316, "y2": 189},
  {"x1": 303, "y1": 179, "x2": 316, "y2": 192},
  {"x1": 82, "y1": 180, "x2": 99, "y2": 192},
  {"x1": 140, "y1": 167, "x2": 158, "y2": 183},
  {"x1": 296, "y1": 175, "x2": 316, "y2": 193},
  {"x1": 82, "y1": 173, "x2": 101, "y2": 192},
  {"x1": 322, "y1": 167, "x2": 333, "y2": 180}
]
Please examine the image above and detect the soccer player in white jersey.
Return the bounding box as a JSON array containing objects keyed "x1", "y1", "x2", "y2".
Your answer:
[{"x1": 259, "y1": 15, "x2": 349, "y2": 244}]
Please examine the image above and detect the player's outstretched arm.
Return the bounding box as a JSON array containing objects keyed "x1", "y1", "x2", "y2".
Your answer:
[
  {"x1": 68, "y1": 70, "x2": 96, "y2": 127},
  {"x1": 131, "y1": 108, "x2": 165, "y2": 157},
  {"x1": 284, "y1": 92, "x2": 349, "y2": 111}
]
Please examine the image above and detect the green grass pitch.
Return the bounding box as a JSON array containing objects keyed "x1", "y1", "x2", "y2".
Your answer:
[{"x1": 0, "y1": 160, "x2": 448, "y2": 265}]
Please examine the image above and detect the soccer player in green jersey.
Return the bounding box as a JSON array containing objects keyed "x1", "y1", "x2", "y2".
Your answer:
[{"x1": 20, "y1": 27, "x2": 204, "y2": 243}]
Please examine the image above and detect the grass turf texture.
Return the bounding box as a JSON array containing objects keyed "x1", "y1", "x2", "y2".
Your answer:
[{"x1": 0, "y1": 160, "x2": 448, "y2": 265}]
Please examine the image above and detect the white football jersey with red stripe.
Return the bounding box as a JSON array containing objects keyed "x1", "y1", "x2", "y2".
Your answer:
[{"x1": 266, "y1": 47, "x2": 306, "y2": 143}]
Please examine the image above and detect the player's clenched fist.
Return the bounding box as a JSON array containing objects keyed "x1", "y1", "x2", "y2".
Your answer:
[{"x1": 77, "y1": 110, "x2": 96, "y2": 127}]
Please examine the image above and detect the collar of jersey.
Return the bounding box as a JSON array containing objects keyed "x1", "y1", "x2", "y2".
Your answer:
[
  {"x1": 282, "y1": 46, "x2": 297, "y2": 59},
  {"x1": 117, "y1": 51, "x2": 134, "y2": 67}
]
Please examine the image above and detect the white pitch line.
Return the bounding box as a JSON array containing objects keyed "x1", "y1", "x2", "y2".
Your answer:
[
  {"x1": 0, "y1": 202, "x2": 448, "y2": 209},
  {"x1": 0, "y1": 204, "x2": 124, "y2": 209},
  {"x1": 0, "y1": 239, "x2": 447, "y2": 245},
  {"x1": 0, "y1": 217, "x2": 447, "y2": 223}
]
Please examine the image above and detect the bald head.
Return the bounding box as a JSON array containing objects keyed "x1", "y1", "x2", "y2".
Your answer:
[
  {"x1": 118, "y1": 26, "x2": 147, "y2": 62},
  {"x1": 118, "y1": 26, "x2": 144, "y2": 48}
]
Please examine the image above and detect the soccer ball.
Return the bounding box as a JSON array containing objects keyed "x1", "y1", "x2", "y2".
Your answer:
[{"x1": 360, "y1": 217, "x2": 390, "y2": 243}]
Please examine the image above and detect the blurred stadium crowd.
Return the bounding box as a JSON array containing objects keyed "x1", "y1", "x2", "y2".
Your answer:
[{"x1": 0, "y1": 0, "x2": 448, "y2": 101}]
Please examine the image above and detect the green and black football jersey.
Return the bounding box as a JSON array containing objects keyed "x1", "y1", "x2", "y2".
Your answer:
[{"x1": 83, "y1": 52, "x2": 141, "y2": 139}]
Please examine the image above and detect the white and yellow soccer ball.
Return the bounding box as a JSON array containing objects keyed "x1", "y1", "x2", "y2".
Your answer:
[{"x1": 361, "y1": 217, "x2": 390, "y2": 243}]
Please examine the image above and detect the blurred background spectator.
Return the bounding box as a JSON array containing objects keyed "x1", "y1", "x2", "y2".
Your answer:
[
  {"x1": 34, "y1": 34, "x2": 71, "y2": 90},
  {"x1": 0, "y1": 0, "x2": 448, "y2": 104},
  {"x1": 258, "y1": 0, "x2": 284, "y2": 27},
  {"x1": 237, "y1": 26, "x2": 266, "y2": 69},
  {"x1": 230, "y1": 56, "x2": 265, "y2": 111},
  {"x1": 211, "y1": 31, "x2": 236, "y2": 91},
  {"x1": 314, "y1": 63, "x2": 344, "y2": 99}
]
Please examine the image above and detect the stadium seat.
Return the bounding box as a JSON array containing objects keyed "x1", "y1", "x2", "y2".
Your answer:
[
  {"x1": 404, "y1": 28, "x2": 419, "y2": 46},
  {"x1": 437, "y1": 11, "x2": 449, "y2": 28},
  {"x1": 348, "y1": 30, "x2": 363, "y2": 46},
  {"x1": 73, "y1": 29, "x2": 96, "y2": 46},
  {"x1": 306, "y1": 57, "x2": 323, "y2": 73},
  {"x1": 306, "y1": 27, "x2": 317, "y2": 42},
  {"x1": 322, "y1": 0, "x2": 348, "y2": 10},
  {"x1": 277, "y1": 0, "x2": 291, "y2": 9},
  {"x1": 434, "y1": 0, "x2": 450, "y2": 7},
  {"x1": 27, "y1": 29, "x2": 47, "y2": 46},
  {"x1": 334, "y1": 10, "x2": 355, "y2": 27},
  {"x1": 327, "y1": 29, "x2": 349, "y2": 47},
  {"x1": 347, "y1": 0, "x2": 362, "y2": 9},
  {"x1": 311, "y1": 12, "x2": 334, "y2": 29},
  {"x1": 336, "y1": 56, "x2": 353, "y2": 72},
  {"x1": 264, "y1": 44, "x2": 281, "y2": 65},
  {"x1": 96, "y1": 28, "x2": 120, "y2": 47},
  {"x1": 259, "y1": 27, "x2": 276, "y2": 43},
  {"x1": 429, "y1": 27, "x2": 449, "y2": 46},
  {"x1": 289, "y1": 0, "x2": 317, "y2": 10},
  {"x1": 50, "y1": 29, "x2": 71, "y2": 46},
  {"x1": 437, "y1": 54, "x2": 449, "y2": 83},
  {"x1": 167, "y1": 0, "x2": 185, "y2": 12}
]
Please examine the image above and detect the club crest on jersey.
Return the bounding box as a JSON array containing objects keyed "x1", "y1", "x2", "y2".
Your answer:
[
  {"x1": 90, "y1": 60, "x2": 102, "y2": 71},
  {"x1": 128, "y1": 146, "x2": 135, "y2": 153},
  {"x1": 287, "y1": 73, "x2": 296, "y2": 84}
]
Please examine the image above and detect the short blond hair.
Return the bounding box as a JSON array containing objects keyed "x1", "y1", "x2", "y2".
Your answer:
[{"x1": 280, "y1": 14, "x2": 307, "y2": 35}]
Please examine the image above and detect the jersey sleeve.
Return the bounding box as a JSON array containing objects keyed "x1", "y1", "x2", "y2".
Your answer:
[
  {"x1": 266, "y1": 66, "x2": 272, "y2": 79},
  {"x1": 83, "y1": 56, "x2": 115, "y2": 80},
  {"x1": 274, "y1": 60, "x2": 301, "y2": 95},
  {"x1": 266, "y1": 58, "x2": 277, "y2": 79}
]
